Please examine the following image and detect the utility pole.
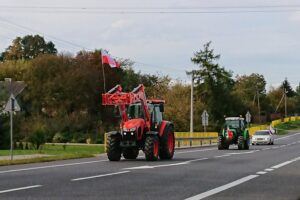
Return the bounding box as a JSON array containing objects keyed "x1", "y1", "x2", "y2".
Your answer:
[
  {"x1": 285, "y1": 88, "x2": 288, "y2": 117},
  {"x1": 4, "y1": 78, "x2": 13, "y2": 160},
  {"x1": 190, "y1": 73, "x2": 194, "y2": 138},
  {"x1": 256, "y1": 86, "x2": 261, "y2": 124}
]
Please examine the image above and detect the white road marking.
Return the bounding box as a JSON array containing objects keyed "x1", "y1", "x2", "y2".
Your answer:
[
  {"x1": 0, "y1": 185, "x2": 42, "y2": 194},
  {"x1": 123, "y1": 158, "x2": 208, "y2": 170},
  {"x1": 264, "y1": 168, "x2": 274, "y2": 171},
  {"x1": 227, "y1": 150, "x2": 259, "y2": 155},
  {"x1": 0, "y1": 160, "x2": 108, "y2": 174},
  {"x1": 176, "y1": 148, "x2": 216, "y2": 154},
  {"x1": 214, "y1": 155, "x2": 231, "y2": 158},
  {"x1": 185, "y1": 155, "x2": 300, "y2": 200},
  {"x1": 71, "y1": 171, "x2": 130, "y2": 181},
  {"x1": 184, "y1": 175, "x2": 258, "y2": 200},
  {"x1": 256, "y1": 171, "x2": 267, "y2": 175},
  {"x1": 275, "y1": 133, "x2": 300, "y2": 141},
  {"x1": 188, "y1": 158, "x2": 209, "y2": 162},
  {"x1": 271, "y1": 161, "x2": 293, "y2": 169}
]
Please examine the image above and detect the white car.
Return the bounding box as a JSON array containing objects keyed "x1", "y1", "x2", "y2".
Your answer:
[{"x1": 252, "y1": 130, "x2": 274, "y2": 145}]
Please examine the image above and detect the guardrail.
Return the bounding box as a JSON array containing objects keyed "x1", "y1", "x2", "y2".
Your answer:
[{"x1": 175, "y1": 137, "x2": 217, "y2": 148}]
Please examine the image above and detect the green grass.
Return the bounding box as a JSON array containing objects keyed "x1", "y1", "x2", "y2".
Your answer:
[
  {"x1": 275, "y1": 120, "x2": 300, "y2": 135},
  {"x1": 0, "y1": 144, "x2": 105, "y2": 166}
]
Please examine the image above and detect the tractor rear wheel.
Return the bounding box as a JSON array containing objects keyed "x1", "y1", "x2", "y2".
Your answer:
[
  {"x1": 218, "y1": 136, "x2": 224, "y2": 150},
  {"x1": 238, "y1": 136, "x2": 245, "y2": 150},
  {"x1": 144, "y1": 135, "x2": 159, "y2": 161},
  {"x1": 123, "y1": 148, "x2": 139, "y2": 159},
  {"x1": 106, "y1": 134, "x2": 121, "y2": 161},
  {"x1": 244, "y1": 137, "x2": 250, "y2": 150},
  {"x1": 159, "y1": 126, "x2": 175, "y2": 160}
]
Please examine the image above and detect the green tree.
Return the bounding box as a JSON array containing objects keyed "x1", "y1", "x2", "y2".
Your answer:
[
  {"x1": 189, "y1": 42, "x2": 236, "y2": 125},
  {"x1": 1, "y1": 35, "x2": 57, "y2": 61},
  {"x1": 233, "y1": 73, "x2": 269, "y2": 116},
  {"x1": 281, "y1": 78, "x2": 296, "y2": 97}
]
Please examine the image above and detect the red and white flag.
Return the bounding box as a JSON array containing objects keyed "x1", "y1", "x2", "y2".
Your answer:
[{"x1": 101, "y1": 49, "x2": 120, "y2": 68}]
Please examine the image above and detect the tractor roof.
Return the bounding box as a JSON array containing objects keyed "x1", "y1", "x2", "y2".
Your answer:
[
  {"x1": 225, "y1": 117, "x2": 244, "y2": 121},
  {"x1": 147, "y1": 100, "x2": 165, "y2": 104}
]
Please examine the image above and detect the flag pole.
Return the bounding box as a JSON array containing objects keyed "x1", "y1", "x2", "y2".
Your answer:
[{"x1": 101, "y1": 51, "x2": 106, "y2": 92}]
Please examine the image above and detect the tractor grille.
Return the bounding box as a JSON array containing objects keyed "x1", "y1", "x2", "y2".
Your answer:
[{"x1": 121, "y1": 131, "x2": 137, "y2": 147}]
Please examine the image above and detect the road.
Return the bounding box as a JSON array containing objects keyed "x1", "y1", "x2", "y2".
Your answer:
[{"x1": 0, "y1": 132, "x2": 299, "y2": 200}]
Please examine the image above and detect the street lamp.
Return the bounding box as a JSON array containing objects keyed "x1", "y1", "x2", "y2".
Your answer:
[{"x1": 4, "y1": 78, "x2": 13, "y2": 160}]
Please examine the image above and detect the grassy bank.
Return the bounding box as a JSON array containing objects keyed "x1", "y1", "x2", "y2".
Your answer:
[
  {"x1": 275, "y1": 120, "x2": 300, "y2": 135},
  {"x1": 0, "y1": 144, "x2": 105, "y2": 166}
]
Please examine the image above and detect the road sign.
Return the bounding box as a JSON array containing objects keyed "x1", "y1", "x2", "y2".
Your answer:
[
  {"x1": 4, "y1": 94, "x2": 20, "y2": 112},
  {"x1": 202, "y1": 110, "x2": 209, "y2": 127},
  {"x1": 246, "y1": 111, "x2": 251, "y2": 123}
]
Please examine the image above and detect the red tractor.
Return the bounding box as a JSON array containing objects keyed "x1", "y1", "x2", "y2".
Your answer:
[{"x1": 102, "y1": 84, "x2": 175, "y2": 161}]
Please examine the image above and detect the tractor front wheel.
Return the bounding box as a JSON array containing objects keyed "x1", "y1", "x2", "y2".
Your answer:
[
  {"x1": 123, "y1": 148, "x2": 139, "y2": 159},
  {"x1": 159, "y1": 126, "x2": 175, "y2": 160},
  {"x1": 144, "y1": 136, "x2": 159, "y2": 161},
  {"x1": 107, "y1": 134, "x2": 121, "y2": 161}
]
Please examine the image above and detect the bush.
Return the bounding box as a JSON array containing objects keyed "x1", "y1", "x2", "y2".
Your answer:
[
  {"x1": 52, "y1": 132, "x2": 67, "y2": 143},
  {"x1": 28, "y1": 127, "x2": 47, "y2": 150}
]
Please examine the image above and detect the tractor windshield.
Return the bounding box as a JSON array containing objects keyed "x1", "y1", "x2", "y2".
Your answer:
[
  {"x1": 127, "y1": 103, "x2": 145, "y2": 119},
  {"x1": 225, "y1": 120, "x2": 240, "y2": 129}
]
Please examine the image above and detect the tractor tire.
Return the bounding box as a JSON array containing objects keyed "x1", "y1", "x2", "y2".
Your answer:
[
  {"x1": 224, "y1": 143, "x2": 230, "y2": 150},
  {"x1": 159, "y1": 126, "x2": 175, "y2": 160},
  {"x1": 123, "y1": 148, "x2": 139, "y2": 159},
  {"x1": 218, "y1": 136, "x2": 224, "y2": 150},
  {"x1": 244, "y1": 138, "x2": 250, "y2": 150},
  {"x1": 106, "y1": 134, "x2": 121, "y2": 161},
  {"x1": 144, "y1": 135, "x2": 159, "y2": 161},
  {"x1": 238, "y1": 136, "x2": 245, "y2": 150}
]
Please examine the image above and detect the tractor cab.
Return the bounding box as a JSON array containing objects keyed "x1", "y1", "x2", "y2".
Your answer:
[
  {"x1": 126, "y1": 101, "x2": 164, "y2": 132},
  {"x1": 224, "y1": 117, "x2": 245, "y2": 132}
]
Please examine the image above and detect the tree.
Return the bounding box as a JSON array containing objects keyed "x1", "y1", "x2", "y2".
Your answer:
[
  {"x1": 1, "y1": 35, "x2": 57, "y2": 61},
  {"x1": 233, "y1": 73, "x2": 268, "y2": 115},
  {"x1": 281, "y1": 78, "x2": 296, "y2": 97},
  {"x1": 189, "y1": 42, "x2": 236, "y2": 125}
]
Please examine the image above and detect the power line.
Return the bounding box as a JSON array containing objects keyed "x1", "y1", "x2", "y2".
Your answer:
[
  {"x1": 0, "y1": 16, "x2": 87, "y2": 51},
  {"x1": 1, "y1": 5, "x2": 300, "y2": 10}
]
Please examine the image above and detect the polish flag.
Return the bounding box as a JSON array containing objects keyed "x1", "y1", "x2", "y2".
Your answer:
[
  {"x1": 101, "y1": 49, "x2": 120, "y2": 68},
  {"x1": 227, "y1": 128, "x2": 233, "y2": 140}
]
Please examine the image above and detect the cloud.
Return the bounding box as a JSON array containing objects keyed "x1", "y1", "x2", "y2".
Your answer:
[
  {"x1": 111, "y1": 19, "x2": 132, "y2": 29},
  {"x1": 289, "y1": 12, "x2": 300, "y2": 22}
]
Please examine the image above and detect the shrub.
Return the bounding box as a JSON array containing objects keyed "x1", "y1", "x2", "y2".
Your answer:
[{"x1": 28, "y1": 127, "x2": 47, "y2": 150}]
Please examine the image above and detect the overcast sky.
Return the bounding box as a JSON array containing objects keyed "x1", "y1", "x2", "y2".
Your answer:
[{"x1": 0, "y1": 0, "x2": 300, "y2": 89}]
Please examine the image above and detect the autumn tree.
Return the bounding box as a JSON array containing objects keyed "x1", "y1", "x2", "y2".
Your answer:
[{"x1": 0, "y1": 35, "x2": 57, "y2": 61}]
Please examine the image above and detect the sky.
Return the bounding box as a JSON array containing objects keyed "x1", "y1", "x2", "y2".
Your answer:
[{"x1": 0, "y1": 0, "x2": 300, "y2": 89}]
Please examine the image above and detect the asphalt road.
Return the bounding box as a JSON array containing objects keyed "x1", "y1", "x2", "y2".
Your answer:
[{"x1": 0, "y1": 132, "x2": 299, "y2": 200}]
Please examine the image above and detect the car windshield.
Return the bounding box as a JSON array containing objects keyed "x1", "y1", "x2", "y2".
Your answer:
[
  {"x1": 225, "y1": 120, "x2": 240, "y2": 129},
  {"x1": 255, "y1": 131, "x2": 270, "y2": 136}
]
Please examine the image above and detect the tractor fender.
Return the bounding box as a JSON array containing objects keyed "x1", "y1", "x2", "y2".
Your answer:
[
  {"x1": 145, "y1": 131, "x2": 159, "y2": 136},
  {"x1": 243, "y1": 130, "x2": 249, "y2": 139},
  {"x1": 159, "y1": 121, "x2": 174, "y2": 137},
  {"x1": 107, "y1": 131, "x2": 121, "y2": 137}
]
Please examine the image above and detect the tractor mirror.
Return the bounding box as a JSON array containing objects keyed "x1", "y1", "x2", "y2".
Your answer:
[{"x1": 159, "y1": 104, "x2": 164, "y2": 112}]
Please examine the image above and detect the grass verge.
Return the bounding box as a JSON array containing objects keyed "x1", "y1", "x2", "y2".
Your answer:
[
  {"x1": 275, "y1": 120, "x2": 300, "y2": 135},
  {"x1": 0, "y1": 144, "x2": 105, "y2": 166}
]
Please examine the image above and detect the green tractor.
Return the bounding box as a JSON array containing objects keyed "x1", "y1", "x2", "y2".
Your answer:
[{"x1": 218, "y1": 117, "x2": 250, "y2": 150}]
